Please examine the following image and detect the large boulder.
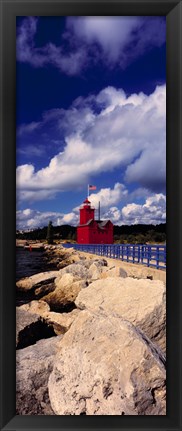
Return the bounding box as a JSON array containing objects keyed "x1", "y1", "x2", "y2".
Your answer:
[
  {"x1": 54, "y1": 272, "x2": 80, "y2": 288},
  {"x1": 100, "y1": 266, "x2": 127, "y2": 279},
  {"x1": 16, "y1": 308, "x2": 56, "y2": 349},
  {"x1": 58, "y1": 263, "x2": 89, "y2": 280},
  {"x1": 81, "y1": 258, "x2": 108, "y2": 269},
  {"x1": 16, "y1": 336, "x2": 62, "y2": 415},
  {"x1": 58, "y1": 259, "x2": 108, "y2": 281},
  {"x1": 75, "y1": 277, "x2": 166, "y2": 354},
  {"x1": 57, "y1": 256, "x2": 80, "y2": 269},
  {"x1": 42, "y1": 273, "x2": 86, "y2": 312},
  {"x1": 105, "y1": 260, "x2": 166, "y2": 283},
  {"x1": 20, "y1": 300, "x2": 80, "y2": 335},
  {"x1": 45, "y1": 246, "x2": 82, "y2": 269},
  {"x1": 20, "y1": 300, "x2": 50, "y2": 316},
  {"x1": 16, "y1": 271, "x2": 59, "y2": 299},
  {"x1": 16, "y1": 308, "x2": 40, "y2": 347},
  {"x1": 87, "y1": 263, "x2": 105, "y2": 281},
  {"x1": 44, "y1": 309, "x2": 80, "y2": 334},
  {"x1": 48, "y1": 310, "x2": 166, "y2": 415}
]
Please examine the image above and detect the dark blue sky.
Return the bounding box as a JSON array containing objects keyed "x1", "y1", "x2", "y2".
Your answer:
[{"x1": 16, "y1": 16, "x2": 166, "y2": 229}]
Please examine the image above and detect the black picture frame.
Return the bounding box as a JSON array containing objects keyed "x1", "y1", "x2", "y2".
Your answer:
[{"x1": 0, "y1": 0, "x2": 181, "y2": 430}]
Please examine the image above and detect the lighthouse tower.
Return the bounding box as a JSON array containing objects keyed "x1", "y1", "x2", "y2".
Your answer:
[
  {"x1": 79, "y1": 198, "x2": 95, "y2": 225},
  {"x1": 77, "y1": 198, "x2": 113, "y2": 244}
]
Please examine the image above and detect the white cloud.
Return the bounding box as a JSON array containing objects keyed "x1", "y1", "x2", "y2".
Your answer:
[
  {"x1": 88, "y1": 192, "x2": 166, "y2": 226},
  {"x1": 17, "y1": 144, "x2": 45, "y2": 158},
  {"x1": 61, "y1": 212, "x2": 78, "y2": 225},
  {"x1": 69, "y1": 17, "x2": 165, "y2": 68},
  {"x1": 17, "y1": 85, "x2": 166, "y2": 203},
  {"x1": 74, "y1": 183, "x2": 128, "y2": 214},
  {"x1": 16, "y1": 208, "x2": 78, "y2": 230},
  {"x1": 17, "y1": 190, "x2": 58, "y2": 203},
  {"x1": 103, "y1": 206, "x2": 122, "y2": 224},
  {"x1": 16, "y1": 192, "x2": 166, "y2": 230},
  {"x1": 16, "y1": 17, "x2": 86, "y2": 75},
  {"x1": 17, "y1": 164, "x2": 35, "y2": 183},
  {"x1": 88, "y1": 183, "x2": 128, "y2": 209},
  {"x1": 67, "y1": 16, "x2": 141, "y2": 64},
  {"x1": 121, "y1": 193, "x2": 166, "y2": 225},
  {"x1": 93, "y1": 192, "x2": 166, "y2": 225},
  {"x1": 17, "y1": 121, "x2": 41, "y2": 136},
  {"x1": 16, "y1": 17, "x2": 39, "y2": 64},
  {"x1": 125, "y1": 148, "x2": 166, "y2": 192},
  {"x1": 16, "y1": 16, "x2": 165, "y2": 73}
]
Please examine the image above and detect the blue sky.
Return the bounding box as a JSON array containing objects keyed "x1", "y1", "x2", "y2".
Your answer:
[{"x1": 16, "y1": 16, "x2": 166, "y2": 230}]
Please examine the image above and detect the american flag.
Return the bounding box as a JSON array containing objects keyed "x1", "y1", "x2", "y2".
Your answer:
[{"x1": 89, "y1": 185, "x2": 96, "y2": 190}]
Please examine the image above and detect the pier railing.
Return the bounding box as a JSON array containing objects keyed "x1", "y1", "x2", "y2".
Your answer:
[{"x1": 72, "y1": 244, "x2": 166, "y2": 270}]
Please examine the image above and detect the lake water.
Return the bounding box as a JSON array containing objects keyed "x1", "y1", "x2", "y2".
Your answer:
[
  {"x1": 16, "y1": 247, "x2": 59, "y2": 306},
  {"x1": 16, "y1": 248, "x2": 49, "y2": 281}
]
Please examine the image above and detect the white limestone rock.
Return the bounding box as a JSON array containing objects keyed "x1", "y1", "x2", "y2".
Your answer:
[
  {"x1": 16, "y1": 271, "x2": 59, "y2": 294},
  {"x1": 42, "y1": 273, "x2": 86, "y2": 311},
  {"x1": 48, "y1": 310, "x2": 166, "y2": 415},
  {"x1": 75, "y1": 277, "x2": 166, "y2": 353},
  {"x1": 20, "y1": 300, "x2": 80, "y2": 335}
]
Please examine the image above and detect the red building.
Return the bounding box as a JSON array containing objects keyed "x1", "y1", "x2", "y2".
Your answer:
[{"x1": 77, "y1": 198, "x2": 113, "y2": 244}]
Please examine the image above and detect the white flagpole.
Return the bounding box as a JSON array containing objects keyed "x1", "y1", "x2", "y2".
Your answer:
[{"x1": 88, "y1": 184, "x2": 89, "y2": 198}]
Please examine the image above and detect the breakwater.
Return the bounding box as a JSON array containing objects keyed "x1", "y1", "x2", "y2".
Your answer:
[{"x1": 16, "y1": 244, "x2": 166, "y2": 415}]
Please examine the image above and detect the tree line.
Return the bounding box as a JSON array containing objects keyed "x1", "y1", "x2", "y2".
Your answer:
[
  {"x1": 114, "y1": 223, "x2": 166, "y2": 244},
  {"x1": 16, "y1": 222, "x2": 166, "y2": 244}
]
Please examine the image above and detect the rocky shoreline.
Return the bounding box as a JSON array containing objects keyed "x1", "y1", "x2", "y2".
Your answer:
[{"x1": 16, "y1": 244, "x2": 166, "y2": 415}]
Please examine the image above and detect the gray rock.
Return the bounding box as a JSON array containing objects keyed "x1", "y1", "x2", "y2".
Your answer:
[
  {"x1": 81, "y1": 258, "x2": 108, "y2": 269},
  {"x1": 20, "y1": 300, "x2": 80, "y2": 335},
  {"x1": 16, "y1": 308, "x2": 40, "y2": 348},
  {"x1": 58, "y1": 259, "x2": 108, "y2": 282},
  {"x1": 87, "y1": 263, "x2": 103, "y2": 281},
  {"x1": 16, "y1": 308, "x2": 55, "y2": 349},
  {"x1": 16, "y1": 336, "x2": 62, "y2": 415},
  {"x1": 59, "y1": 263, "x2": 89, "y2": 280},
  {"x1": 100, "y1": 266, "x2": 127, "y2": 279}
]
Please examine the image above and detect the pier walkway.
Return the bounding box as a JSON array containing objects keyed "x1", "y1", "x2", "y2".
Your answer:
[{"x1": 72, "y1": 244, "x2": 166, "y2": 271}]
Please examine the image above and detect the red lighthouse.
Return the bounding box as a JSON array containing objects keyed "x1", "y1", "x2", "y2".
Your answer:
[{"x1": 77, "y1": 198, "x2": 113, "y2": 244}]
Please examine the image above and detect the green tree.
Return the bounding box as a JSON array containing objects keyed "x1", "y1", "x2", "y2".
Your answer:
[
  {"x1": 136, "y1": 234, "x2": 146, "y2": 244},
  {"x1": 67, "y1": 231, "x2": 73, "y2": 241},
  {"x1": 127, "y1": 235, "x2": 136, "y2": 244},
  {"x1": 46, "y1": 221, "x2": 54, "y2": 244}
]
